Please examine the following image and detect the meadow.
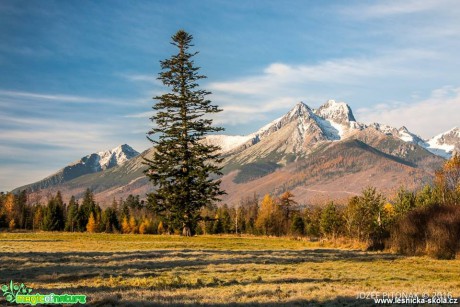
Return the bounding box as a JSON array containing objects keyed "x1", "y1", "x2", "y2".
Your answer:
[{"x1": 1, "y1": 233, "x2": 459, "y2": 306}]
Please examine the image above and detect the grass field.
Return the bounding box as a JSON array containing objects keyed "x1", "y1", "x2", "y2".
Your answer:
[{"x1": 1, "y1": 233, "x2": 459, "y2": 306}]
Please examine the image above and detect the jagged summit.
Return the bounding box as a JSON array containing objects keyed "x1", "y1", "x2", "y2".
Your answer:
[
  {"x1": 314, "y1": 99, "x2": 356, "y2": 124},
  {"x1": 97, "y1": 144, "x2": 139, "y2": 170},
  {"x1": 205, "y1": 99, "x2": 458, "y2": 160}
]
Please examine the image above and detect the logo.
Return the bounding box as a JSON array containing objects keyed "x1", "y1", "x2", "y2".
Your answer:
[{"x1": 1, "y1": 280, "x2": 86, "y2": 305}]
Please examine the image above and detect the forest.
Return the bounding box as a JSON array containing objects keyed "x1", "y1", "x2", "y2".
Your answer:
[{"x1": 1, "y1": 154, "x2": 459, "y2": 259}]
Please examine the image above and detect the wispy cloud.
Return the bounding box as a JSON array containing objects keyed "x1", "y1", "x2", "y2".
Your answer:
[
  {"x1": 0, "y1": 89, "x2": 132, "y2": 106},
  {"x1": 356, "y1": 86, "x2": 460, "y2": 138},
  {"x1": 0, "y1": 89, "x2": 153, "y2": 190},
  {"x1": 207, "y1": 49, "x2": 440, "y2": 126},
  {"x1": 120, "y1": 73, "x2": 162, "y2": 85},
  {"x1": 339, "y1": 0, "x2": 448, "y2": 19},
  {"x1": 124, "y1": 111, "x2": 155, "y2": 119}
]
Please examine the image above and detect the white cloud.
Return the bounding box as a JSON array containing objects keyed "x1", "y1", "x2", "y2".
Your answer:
[
  {"x1": 206, "y1": 49, "x2": 440, "y2": 128},
  {"x1": 120, "y1": 73, "x2": 161, "y2": 85},
  {"x1": 356, "y1": 86, "x2": 460, "y2": 139},
  {"x1": 124, "y1": 111, "x2": 155, "y2": 118},
  {"x1": 339, "y1": 0, "x2": 450, "y2": 19}
]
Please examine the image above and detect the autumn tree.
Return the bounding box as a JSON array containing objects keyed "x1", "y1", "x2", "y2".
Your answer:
[
  {"x1": 121, "y1": 216, "x2": 130, "y2": 234},
  {"x1": 86, "y1": 212, "x2": 97, "y2": 233},
  {"x1": 145, "y1": 30, "x2": 225, "y2": 236},
  {"x1": 279, "y1": 191, "x2": 297, "y2": 232},
  {"x1": 32, "y1": 205, "x2": 44, "y2": 231},
  {"x1": 129, "y1": 216, "x2": 138, "y2": 234},
  {"x1": 78, "y1": 189, "x2": 98, "y2": 231},
  {"x1": 3, "y1": 193, "x2": 16, "y2": 229},
  {"x1": 255, "y1": 194, "x2": 283, "y2": 235},
  {"x1": 435, "y1": 154, "x2": 460, "y2": 206}
]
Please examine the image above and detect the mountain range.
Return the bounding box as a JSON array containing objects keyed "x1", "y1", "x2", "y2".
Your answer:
[{"x1": 14, "y1": 100, "x2": 459, "y2": 205}]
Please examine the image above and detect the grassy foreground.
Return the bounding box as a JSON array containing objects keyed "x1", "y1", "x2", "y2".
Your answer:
[{"x1": 0, "y1": 233, "x2": 459, "y2": 306}]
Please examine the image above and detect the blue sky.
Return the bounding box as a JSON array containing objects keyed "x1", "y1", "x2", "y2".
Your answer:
[{"x1": 1, "y1": 0, "x2": 460, "y2": 191}]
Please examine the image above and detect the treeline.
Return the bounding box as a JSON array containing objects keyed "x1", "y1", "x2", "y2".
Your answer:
[
  {"x1": 0, "y1": 190, "x2": 159, "y2": 234},
  {"x1": 1, "y1": 155, "x2": 459, "y2": 259}
]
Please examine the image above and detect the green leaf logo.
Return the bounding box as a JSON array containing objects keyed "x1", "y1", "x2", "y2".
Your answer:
[{"x1": 1, "y1": 280, "x2": 34, "y2": 304}]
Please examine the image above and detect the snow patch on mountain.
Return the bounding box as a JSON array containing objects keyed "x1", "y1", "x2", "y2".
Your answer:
[
  {"x1": 98, "y1": 144, "x2": 139, "y2": 170},
  {"x1": 71, "y1": 144, "x2": 139, "y2": 171},
  {"x1": 204, "y1": 135, "x2": 254, "y2": 152},
  {"x1": 314, "y1": 114, "x2": 341, "y2": 140},
  {"x1": 425, "y1": 127, "x2": 459, "y2": 158}
]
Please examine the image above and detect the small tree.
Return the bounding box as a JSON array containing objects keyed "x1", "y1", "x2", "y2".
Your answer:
[
  {"x1": 8, "y1": 219, "x2": 16, "y2": 231},
  {"x1": 320, "y1": 202, "x2": 343, "y2": 239},
  {"x1": 65, "y1": 196, "x2": 79, "y2": 232},
  {"x1": 121, "y1": 217, "x2": 130, "y2": 234},
  {"x1": 129, "y1": 216, "x2": 138, "y2": 234},
  {"x1": 345, "y1": 187, "x2": 386, "y2": 246},
  {"x1": 157, "y1": 221, "x2": 166, "y2": 234},
  {"x1": 86, "y1": 212, "x2": 97, "y2": 233},
  {"x1": 290, "y1": 215, "x2": 305, "y2": 236},
  {"x1": 393, "y1": 187, "x2": 416, "y2": 215},
  {"x1": 435, "y1": 154, "x2": 460, "y2": 206},
  {"x1": 145, "y1": 30, "x2": 225, "y2": 236},
  {"x1": 42, "y1": 193, "x2": 65, "y2": 231},
  {"x1": 255, "y1": 194, "x2": 282, "y2": 235}
]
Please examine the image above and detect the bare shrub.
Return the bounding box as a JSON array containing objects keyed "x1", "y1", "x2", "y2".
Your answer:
[
  {"x1": 426, "y1": 206, "x2": 460, "y2": 259},
  {"x1": 391, "y1": 205, "x2": 460, "y2": 259}
]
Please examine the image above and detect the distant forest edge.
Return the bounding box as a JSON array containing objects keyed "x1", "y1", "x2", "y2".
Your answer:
[{"x1": 1, "y1": 155, "x2": 460, "y2": 259}]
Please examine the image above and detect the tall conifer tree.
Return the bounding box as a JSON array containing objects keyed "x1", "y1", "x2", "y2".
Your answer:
[{"x1": 145, "y1": 30, "x2": 225, "y2": 236}]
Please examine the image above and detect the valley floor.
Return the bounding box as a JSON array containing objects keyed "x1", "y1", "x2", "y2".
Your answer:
[{"x1": 0, "y1": 233, "x2": 459, "y2": 306}]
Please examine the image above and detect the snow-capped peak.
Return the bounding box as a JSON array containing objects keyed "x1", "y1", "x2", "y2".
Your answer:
[
  {"x1": 314, "y1": 99, "x2": 356, "y2": 124},
  {"x1": 97, "y1": 144, "x2": 139, "y2": 170},
  {"x1": 252, "y1": 102, "x2": 313, "y2": 138}
]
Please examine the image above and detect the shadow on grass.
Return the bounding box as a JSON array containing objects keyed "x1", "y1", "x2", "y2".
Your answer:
[{"x1": 0, "y1": 248, "x2": 400, "y2": 284}]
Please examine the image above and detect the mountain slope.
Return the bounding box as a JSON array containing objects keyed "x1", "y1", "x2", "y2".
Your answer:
[
  {"x1": 220, "y1": 138, "x2": 436, "y2": 204},
  {"x1": 14, "y1": 99, "x2": 456, "y2": 206},
  {"x1": 14, "y1": 144, "x2": 139, "y2": 193}
]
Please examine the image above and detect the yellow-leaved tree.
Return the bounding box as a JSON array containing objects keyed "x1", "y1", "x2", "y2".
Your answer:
[
  {"x1": 121, "y1": 217, "x2": 130, "y2": 234},
  {"x1": 129, "y1": 216, "x2": 138, "y2": 234},
  {"x1": 255, "y1": 194, "x2": 282, "y2": 236},
  {"x1": 435, "y1": 154, "x2": 460, "y2": 205},
  {"x1": 86, "y1": 212, "x2": 98, "y2": 233}
]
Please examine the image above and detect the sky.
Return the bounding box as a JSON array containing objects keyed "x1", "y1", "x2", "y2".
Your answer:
[{"x1": 1, "y1": 0, "x2": 460, "y2": 191}]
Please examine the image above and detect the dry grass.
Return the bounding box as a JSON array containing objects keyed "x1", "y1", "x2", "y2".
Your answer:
[{"x1": 1, "y1": 232, "x2": 459, "y2": 306}]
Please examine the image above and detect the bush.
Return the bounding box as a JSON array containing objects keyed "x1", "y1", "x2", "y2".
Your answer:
[
  {"x1": 426, "y1": 206, "x2": 460, "y2": 259},
  {"x1": 391, "y1": 205, "x2": 460, "y2": 259}
]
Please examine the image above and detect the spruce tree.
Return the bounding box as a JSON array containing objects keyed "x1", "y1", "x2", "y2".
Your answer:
[{"x1": 145, "y1": 30, "x2": 225, "y2": 236}]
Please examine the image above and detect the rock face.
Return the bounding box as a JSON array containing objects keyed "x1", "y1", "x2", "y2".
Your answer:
[{"x1": 13, "y1": 100, "x2": 458, "y2": 205}]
